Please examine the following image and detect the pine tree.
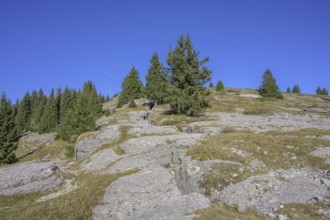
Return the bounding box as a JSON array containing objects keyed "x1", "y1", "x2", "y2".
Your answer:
[
  {"x1": 216, "y1": 80, "x2": 224, "y2": 91},
  {"x1": 33, "y1": 89, "x2": 47, "y2": 127},
  {"x1": 29, "y1": 90, "x2": 39, "y2": 130},
  {"x1": 259, "y1": 69, "x2": 283, "y2": 98},
  {"x1": 209, "y1": 82, "x2": 214, "y2": 88},
  {"x1": 322, "y1": 87, "x2": 328, "y2": 96},
  {"x1": 59, "y1": 86, "x2": 75, "y2": 125},
  {"x1": 38, "y1": 89, "x2": 58, "y2": 133},
  {"x1": 59, "y1": 91, "x2": 96, "y2": 142},
  {"x1": 145, "y1": 52, "x2": 168, "y2": 105},
  {"x1": 0, "y1": 93, "x2": 18, "y2": 164},
  {"x1": 286, "y1": 87, "x2": 291, "y2": 93},
  {"x1": 292, "y1": 85, "x2": 301, "y2": 94},
  {"x1": 15, "y1": 92, "x2": 31, "y2": 132},
  {"x1": 316, "y1": 86, "x2": 322, "y2": 95},
  {"x1": 55, "y1": 88, "x2": 62, "y2": 125},
  {"x1": 117, "y1": 67, "x2": 144, "y2": 108},
  {"x1": 165, "y1": 34, "x2": 212, "y2": 116}
]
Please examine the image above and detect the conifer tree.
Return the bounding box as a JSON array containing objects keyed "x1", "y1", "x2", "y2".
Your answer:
[
  {"x1": 292, "y1": 85, "x2": 301, "y2": 94},
  {"x1": 216, "y1": 80, "x2": 224, "y2": 91},
  {"x1": 15, "y1": 92, "x2": 31, "y2": 132},
  {"x1": 105, "y1": 95, "x2": 111, "y2": 102},
  {"x1": 29, "y1": 90, "x2": 39, "y2": 130},
  {"x1": 33, "y1": 89, "x2": 47, "y2": 127},
  {"x1": 166, "y1": 34, "x2": 211, "y2": 116},
  {"x1": 38, "y1": 89, "x2": 57, "y2": 133},
  {"x1": 55, "y1": 88, "x2": 62, "y2": 125},
  {"x1": 322, "y1": 87, "x2": 328, "y2": 96},
  {"x1": 316, "y1": 86, "x2": 322, "y2": 95},
  {"x1": 259, "y1": 69, "x2": 283, "y2": 98},
  {"x1": 117, "y1": 67, "x2": 144, "y2": 108},
  {"x1": 0, "y1": 93, "x2": 18, "y2": 164},
  {"x1": 209, "y1": 82, "x2": 214, "y2": 88},
  {"x1": 59, "y1": 86, "x2": 75, "y2": 124},
  {"x1": 145, "y1": 52, "x2": 168, "y2": 105},
  {"x1": 286, "y1": 87, "x2": 291, "y2": 93}
]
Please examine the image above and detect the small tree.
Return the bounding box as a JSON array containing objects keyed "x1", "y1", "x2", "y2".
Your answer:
[
  {"x1": 145, "y1": 52, "x2": 168, "y2": 105},
  {"x1": 286, "y1": 87, "x2": 291, "y2": 93},
  {"x1": 216, "y1": 80, "x2": 224, "y2": 91},
  {"x1": 209, "y1": 82, "x2": 214, "y2": 88},
  {"x1": 259, "y1": 69, "x2": 283, "y2": 98},
  {"x1": 316, "y1": 86, "x2": 322, "y2": 95},
  {"x1": 128, "y1": 99, "x2": 137, "y2": 108},
  {"x1": 292, "y1": 85, "x2": 301, "y2": 94},
  {"x1": 117, "y1": 67, "x2": 144, "y2": 108},
  {"x1": 166, "y1": 34, "x2": 212, "y2": 116},
  {"x1": 322, "y1": 87, "x2": 328, "y2": 96}
]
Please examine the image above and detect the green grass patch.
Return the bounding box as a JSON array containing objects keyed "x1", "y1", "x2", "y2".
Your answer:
[
  {"x1": 275, "y1": 202, "x2": 329, "y2": 220},
  {"x1": 0, "y1": 169, "x2": 139, "y2": 220},
  {"x1": 194, "y1": 204, "x2": 268, "y2": 220}
]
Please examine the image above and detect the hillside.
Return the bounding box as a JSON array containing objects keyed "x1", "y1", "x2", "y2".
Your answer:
[{"x1": 0, "y1": 88, "x2": 330, "y2": 219}]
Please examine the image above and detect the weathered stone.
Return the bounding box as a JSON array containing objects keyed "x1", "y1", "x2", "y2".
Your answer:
[
  {"x1": 75, "y1": 125, "x2": 120, "y2": 160},
  {"x1": 128, "y1": 125, "x2": 178, "y2": 137},
  {"x1": 0, "y1": 161, "x2": 62, "y2": 195},
  {"x1": 80, "y1": 149, "x2": 120, "y2": 171}
]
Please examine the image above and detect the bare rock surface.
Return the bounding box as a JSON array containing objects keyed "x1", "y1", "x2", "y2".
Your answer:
[
  {"x1": 75, "y1": 125, "x2": 120, "y2": 160},
  {"x1": 80, "y1": 149, "x2": 121, "y2": 171},
  {"x1": 217, "y1": 112, "x2": 330, "y2": 132},
  {"x1": 0, "y1": 161, "x2": 61, "y2": 195},
  {"x1": 128, "y1": 125, "x2": 178, "y2": 136},
  {"x1": 310, "y1": 147, "x2": 330, "y2": 164},
  {"x1": 17, "y1": 132, "x2": 57, "y2": 157},
  {"x1": 93, "y1": 165, "x2": 209, "y2": 220},
  {"x1": 214, "y1": 168, "x2": 329, "y2": 214}
]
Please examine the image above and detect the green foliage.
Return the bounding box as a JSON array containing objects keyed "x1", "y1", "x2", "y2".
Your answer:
[
  {"x1": 0, "y1": 93, "x2": 18, "y2": 164},
  {"x1": 117, "y1": 67, "x2": 144, "y2": 108},
  {"x1": 38, "y1": 89, "x2": 58, "y2": 133},
  {"x1": 65, "y1": 144, "x2": 75, "y2": 159},
  {"x1": 258, "y1": 69, "x2": 283, "y2": 98},
  {"x1": 59, "y1": 81, "x2": 100, "y2": 142},
  {"x1": 32, "y1": 89, "x2": 47, "y2": 128},
  {"x1": 55, "y1": 88, "x2": 61, "y2": 124},
  {"x1": 15, "y1": 92, "x2": 31, "y2": 132},
  {"x1": 292, "y1": 85, "x2": 301, "y2": 94},
  {"x1": 59, "y1": 86, "x2": 75, "y2": 125},
  {"x1": 165, "y1": 34, "x2": 212, "y2": 116},
  {"x1": 105, "y1": 95, "x2": 111, "y2": 102},
  {"x1": 286, "y1": 86, "x2": 291, "y2": 93},
  {"x1": 322, "y1": 88, "x2": 328, "y2": 96},
  {"x1": 216, "y1": 80, "x2": 224, "y2": 91},
  {"x1": 128, "y1": 99, "x2": 137, "y2": 108},
  {"x1": 209, "y1": 82, "x2": 214, "y2": 88},
  {"x1": 145, "y1": 52, "x2": 168, "y2": 104},
  {"x1": 317, "y1": 87, "x2": 328, "y2": 96}
]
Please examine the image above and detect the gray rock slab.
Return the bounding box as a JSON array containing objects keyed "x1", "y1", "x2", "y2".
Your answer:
[
  {"x1": 310, "y1": 147, "x2": 330, "y2": 164},
  {"x1": 128, "y1": 125, "x2": 178, "y2": 136},
  {"x1": 120, "y1": 133, "x2": 205, "y2": 155},
  {"x1": 0, "y1": 161, "x2": 61, "y2": 195},
  {"x1": 214, "y1": 168, "x2": 329, "y2": 214},
  {"x1": 80, "y1": 149, "x2": 120, "y2": 171},
  {"x1": 75, "y1": 125, "x2": 120, "y2": 160},
  {"x1": 93, "y1": 165, "x2": 209, "y2": 220}
]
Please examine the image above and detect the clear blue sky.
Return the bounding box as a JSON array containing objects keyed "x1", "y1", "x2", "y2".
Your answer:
[{"x1": 1, "y1": 0, "x2": 330, "y2": 101}]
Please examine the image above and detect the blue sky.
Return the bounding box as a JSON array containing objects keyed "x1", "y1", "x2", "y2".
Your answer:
[{"x1": 1, "y1": 0, "x2": 330, "y2": 101}]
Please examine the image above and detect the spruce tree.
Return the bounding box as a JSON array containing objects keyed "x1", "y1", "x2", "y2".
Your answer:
[
  {"x1": 38, "y1": 89, "x2": 58, "y2": 133},
  {"x1": 165, "y1": 34, "x2": 211, "y2": 116},
  {"x1": 59, "y1": 86, "x2": 75, "y2": 125},
  {"x1": 55, "y1": 88, "x2": 62, "y2": 125},
  {"x1": 209, "y1": 82, "x2": 214, "y2": 88},
  {"x1": 145, "y1": 52, "x2": 168, "y2": 105},
  {"x1": 322, "y1": 87, "x2": 328, "y2": 96},
  {"x1": 259, "y1": 69, "x2": 283, "y2": 98},
  {"x1": 33, "y1": 89, "x2": 47, "y2": 127},
  {"x1": 316, "y1": 86, "x2": 322, "y2": 95},
  {"x1": 216, "y1": 80, "x2": 224, "y2": 91},
  {"x1": 0, "y1": 93, "x2": 18, "y2": 164},
  {"x1": 117, "y1": 67, "x2": 144, "y2": 108},
  {"x1": 286, "y1": 87, "x2": 291, "y2": 93},
  {"x1": 15, "y1": 92, "x2": 31, "y2": 132},
  {"x1": 292, "y1": 85, "x2": 301, "y2": 94}
]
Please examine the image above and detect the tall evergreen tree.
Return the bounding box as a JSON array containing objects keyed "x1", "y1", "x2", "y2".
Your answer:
[
  {"x1": 29, "y1": 90, "x2": 39, "y2": 130},
  {"x1": 117, "y1": 67, "x2": 144, "y2": 108},
  {"x1": 166, "y1": 34, "x2": 211, "y2": 116},
  {"x1": 33, "y1": 89, "x2": 47, "y2": 128},
  {"x1": 259, "y1": 69, "x2": 283, "y2": 98},
  {"x1": 0, "y1": 93, "x2": 18, "y2": 164},
  {"x1": 286, "y1": 87, "x2": 291, "y2": 93},
  {"x1": 316, "y1": 86, "x2": 322, "y2": 95},
  {"x1": 145, "y1": 52, "x2": 168, "y2": 104},
  {"x1": 15, "y1": 92, "x2": 31, "y2": 132},
  {"x1": 55, "y1": 88, "x2": 62, "y2": 125},
  {"x1": 322, "y1": 87, "x2": 328, "y2": 96},
  {"x1": 216, "y1": 80, "x2": 224, "y2": 91},
  {"x1": 209, "y1": 82, "x2": 214, "y2": 88},
  {"x1": 292, "y1": 85, "x2": 301, "y2": 94},
  {"x1": 38, "y1": 89, "x2": 57, "y2": 133},
  {"x1": 59, "y1": 86, "x2": 75, "y2": 124}
]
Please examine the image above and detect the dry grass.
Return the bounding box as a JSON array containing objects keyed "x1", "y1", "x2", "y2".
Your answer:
[{"x1": 0, "y1": 169, "x2": 139, "y2": 220}]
